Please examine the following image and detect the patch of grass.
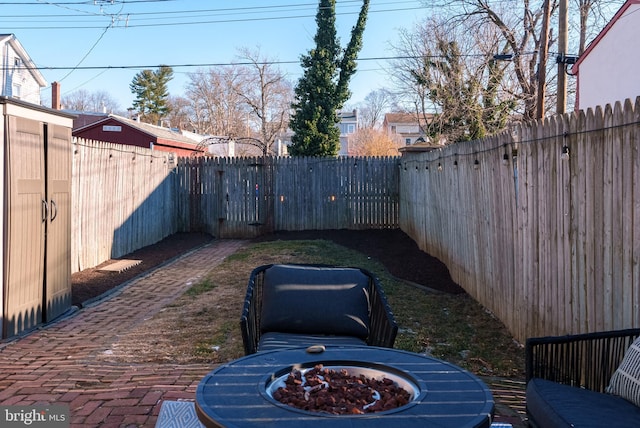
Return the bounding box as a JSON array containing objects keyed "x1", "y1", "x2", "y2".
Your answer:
[
  {"x1": 194, "y1": 321, "x2": 238, "y2": 357},
  {"x1": 203, "y1": 239, "x2": 525, "y2": 378},
  {"x1": 118, "y1": 238, "x2": 524, "y2": 378},
  {"x1": 225, "y1": 252, "x2": 252, "y2": 262},
  {"x1": 185, "y1": 277, "x2": 217, "y2": 297},
  {"x1": 241, "y1": 240, "x2": 385, "y2": 271}
]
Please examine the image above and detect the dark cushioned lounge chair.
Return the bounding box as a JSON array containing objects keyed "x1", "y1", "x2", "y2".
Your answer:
[
  {"x1": 526, "y1": 328, "x2": 640, "y2": 428},
  {"x1": 240, "y1": 264, "x2": 398, "y2": 355}
]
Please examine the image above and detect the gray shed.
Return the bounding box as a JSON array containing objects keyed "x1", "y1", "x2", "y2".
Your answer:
[{"x1": 0, "y1": 97, "x2": 75, "y2": 339}]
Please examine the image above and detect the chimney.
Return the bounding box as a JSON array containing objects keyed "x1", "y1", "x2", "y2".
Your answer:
[{"x1": 52, "y1": 81, "x2": 61, "y2": 110}]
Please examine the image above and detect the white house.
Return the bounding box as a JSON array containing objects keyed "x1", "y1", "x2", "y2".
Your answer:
[
  {"x1": 571, "y1": 0, "x2": 640, "y2": 111},
  {"x1": 0, "y1": 34, "x2": 47, "y2": 105},
  {"x1": 383, "y1": 112, "x2": 435, "y2": 146},
  {"x1": 337, "y1": 109, "x2": 358, "y2": 156}
]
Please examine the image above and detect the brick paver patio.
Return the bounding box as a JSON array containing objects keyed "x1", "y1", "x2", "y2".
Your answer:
[
  {"x1": 0, "y1": 238, "x2": 527, "y2": 427},
  {"x1": 0, "y1": 239, "x2": 247, "y2": 427}
]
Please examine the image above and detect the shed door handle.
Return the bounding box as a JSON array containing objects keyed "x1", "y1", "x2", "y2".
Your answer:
[
  {"x1": 42, "y1": 199, "x2": 48, "y2": 223},
  {"x1": 50, "y1": 199, "x2": 58, "y2": 222}
]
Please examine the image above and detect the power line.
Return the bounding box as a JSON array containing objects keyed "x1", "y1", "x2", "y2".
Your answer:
[
  {"x1": 4, "y1": 0, "x2": 368, "y2": 16},
  {"x1": 8, "y1": 51, "x2": 540, "y2": 73},
  {"x1": 2, "y1": 0, "x2": 404, "y2": 13},
  {"x1": 1, "y1": 0, "x2": 177, "y2": 4},
  {"x1": 1, "y1": 1, "x2": 425, "y2": 29},
  {"x1": 56, "y1": 21, "x2": 113, "y2": 82},
  {"x1": 51, "y1": 1, "x2": 125, "y2": 84}
]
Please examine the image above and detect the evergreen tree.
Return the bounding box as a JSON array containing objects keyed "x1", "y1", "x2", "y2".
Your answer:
[
  {"x1": 289, "y1": 0, "x2": 369, "y2": 156},
  {"x1": 130, "y1": 65, "x2": 173, "y2": 125}
]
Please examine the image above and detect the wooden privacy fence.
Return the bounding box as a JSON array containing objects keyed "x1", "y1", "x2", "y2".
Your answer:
[
  {"x1": 71, "y1": 146, "x2": 399, "y2": 273},
  {"x1": 174, "y1": 156, "x2": 399, "y2": 237},
  {"x1": 273, "y1": 156, "x2": 399, "y2": 230},
  {"x1": 174, "y1": 156, "x2": 274, "y2": 239},
  {"x1": 400, "y1": 97, "x2": 640, "y2": 343},
  {"x1": 71, "y1": 139, "x2": 177, "y2": 273}
]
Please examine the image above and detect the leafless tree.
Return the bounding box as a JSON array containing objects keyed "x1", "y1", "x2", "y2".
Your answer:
[
  {"x1": 233, "y1": 47, "x2": 294, "y2": 156},
  {"x1": 185, "y1": 67, "x2": 249, "y2": 137},
  {"x1": 165, "y1": 96, "x2": 191, "y2": 130},
  {"x1": 409, "y1": 0, "x2": 623, "y2": 119},
  {"x1": 573, "y1": 0, "x2": 623, "y2": 54},
  {"x1": 183, "y1": 49, "x2": 293, "y2": 156},
  {"x1": 445, "y1": 0, "x2": 557, "y2": 120},
  {"x1": 391, "y1": 16, "x2": 516, "y2": 142},
  {"x1": 358, "y1": 89, "x2": 395, "y2": 129},
  {"x1": 62, "y1": 89, "x2": 120, "y2": 113}
]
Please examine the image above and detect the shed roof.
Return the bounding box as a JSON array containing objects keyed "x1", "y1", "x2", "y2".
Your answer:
[{"x1": 74, "y1": 114, "x2": 200, "y2": 146}]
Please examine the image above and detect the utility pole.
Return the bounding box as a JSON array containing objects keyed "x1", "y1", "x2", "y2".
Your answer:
[
  {"x1": 536, "y1": 0, "x2": 552, "y2": 120},
  {"x1": 557, "y1": 0, "x2": 569, "y2": 114}
]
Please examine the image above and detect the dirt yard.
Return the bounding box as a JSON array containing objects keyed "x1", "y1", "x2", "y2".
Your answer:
[{"x1": 72, "y1": 229, "x2": 464, "y2": 306}]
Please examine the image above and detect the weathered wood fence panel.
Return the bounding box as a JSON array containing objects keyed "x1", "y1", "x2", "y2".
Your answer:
[
  {"x1": 174, "y1": 156, "x2": 399, "y2": 235},
  {"x1": 400, "y1": 97, "x2": 640, "y2": 343},
  {"x1": 273, "y1": 156, "x2": 399, "y2": 231},
  {"x1": 175, "y1": 156, "x2": 275, "y2": 238},
  {"x1": 71, "y1": 139, "x2": 177, "y2": 273}
]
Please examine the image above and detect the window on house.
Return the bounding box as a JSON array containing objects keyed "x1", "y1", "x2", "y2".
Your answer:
[
  {"x1": 391, "y1": 125, "x2": 396, "y2": 134},
  {"x1": 406, "y1": 138, "x2": 411, "y2": 145},
  {"x1": 12, "y1": 84, "x2": 21, "y2": 99},
  {"x1": 339, "y1": 123, "x2": 356, "y2": 134}
]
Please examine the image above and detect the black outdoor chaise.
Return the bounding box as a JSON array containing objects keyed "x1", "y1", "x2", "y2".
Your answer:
[
  {"x1": 526, "y1": 328, "x2": 640, "y2": 428},
  {"x1": 240, "y1": 263, "x2": 398, "y2": 355}
]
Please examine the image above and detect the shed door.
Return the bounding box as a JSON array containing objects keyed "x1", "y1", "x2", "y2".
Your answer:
[
  {"x1": 3, "y1": 116, "x2": 46, "y2": 337},
  {"x1": 44, "y1": 124, "x2": 71, "y2": 322}
]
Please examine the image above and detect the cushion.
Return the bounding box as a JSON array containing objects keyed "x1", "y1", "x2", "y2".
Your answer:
[
  {"x1": 155, "y1": 401, "x2": 204, "y2": 428},
  {"x1": 527, "y1": 378, "x2": 640, "y2": 428},
  {"x1": 259, "y1": 265, "x2": 371, "y2": 338},
  {"x1": 607, "y1": 336, "x2": 640, "y2": 406},
  {"x1": 257, "y1": 332, "x2": 367, "y2": 352}
]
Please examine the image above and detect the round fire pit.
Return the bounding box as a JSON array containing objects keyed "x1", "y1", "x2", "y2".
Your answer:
[
  {"x1": 195, "y1": 346, "x2": 494, "y2": 428},
  {"x1": 262, "y1": 362, "x2": 423, "y2": 416}
]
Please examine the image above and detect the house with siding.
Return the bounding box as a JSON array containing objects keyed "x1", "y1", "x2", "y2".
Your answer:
[
  {"x1": 571, "y1": 0, "x2": 640, "y2": 111},
  {"x1": 383, "y1": 112, "x2": 435, "y2": 146},
  {"x1": 0, "y1": 34, "x2": 47, "y2": 105},
  {"x1": 337, "y1": 109, "x2": 358, "y2": 156},
  {"x1": 73, "y1": 114, "x2": 204, "y2": 157}
]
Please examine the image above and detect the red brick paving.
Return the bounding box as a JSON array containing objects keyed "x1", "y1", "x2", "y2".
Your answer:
[{"x1": 0, "y1": 240, "x2": 246, "y2": 428}]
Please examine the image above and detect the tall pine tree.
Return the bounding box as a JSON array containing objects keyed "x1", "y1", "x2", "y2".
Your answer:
[
  {"x1": 289, "y1": 0, "x2": 369, "y2": 156},
  {"x1": 130, "y1": 65, "x2": 173, "y2": 125}
]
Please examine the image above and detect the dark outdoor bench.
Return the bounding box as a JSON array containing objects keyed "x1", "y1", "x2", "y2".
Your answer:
[
  {"x1": 240, "y1": 263, "x2": 398, "y2": 355},
  {"x1": 526, "y1": 328, "x2": 640, "y2": 428}
]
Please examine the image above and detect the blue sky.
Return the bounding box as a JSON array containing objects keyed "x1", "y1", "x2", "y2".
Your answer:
[{"x1": 1, "y1": 0, "x2": 429, "y2": 112}]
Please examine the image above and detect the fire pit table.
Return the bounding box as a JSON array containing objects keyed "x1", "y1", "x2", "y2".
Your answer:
[{"x1": 195, "y1": 346, "x2": 494, "y2": 427}]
